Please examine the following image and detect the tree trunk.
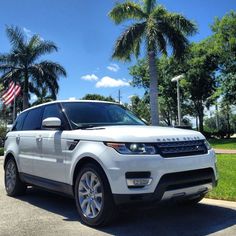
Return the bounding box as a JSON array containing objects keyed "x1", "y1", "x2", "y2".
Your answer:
[
  {"x1": 148, "y1": 51, "x2": 159, "y2": 126},
  {"x1": 196, "y1": 115, "x2": 199, "y2": 131},
  {"x1": 198, "y1": 106, "x2": 204, "y2": 133},
  {"x1": 23, "y1": 71, "x2": 29, "y2": 110},
  {"x1": 226, "y1": 105, "x2": 231, "y2": 138}
]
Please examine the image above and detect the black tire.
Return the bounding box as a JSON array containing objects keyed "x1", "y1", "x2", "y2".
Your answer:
[
  {"x1": 74, "y1": 163, "x2": 116, "y2": 227},
  {"x1": 179, "y1": 194, "x2": 205, "y2": 206},
  {"x1": 4, "y1": 158, "x2": 27, "y2": 196}
]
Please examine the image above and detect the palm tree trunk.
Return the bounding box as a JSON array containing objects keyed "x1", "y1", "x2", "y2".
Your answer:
[
  {"x1": 148, "y1": 51, "x2": 159, "y2": 126},
  {"x1": 23, "y1": 71, "x2": 29, "y2": 110}
]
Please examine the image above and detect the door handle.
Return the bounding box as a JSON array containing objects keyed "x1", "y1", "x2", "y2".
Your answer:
[
  {"x1": 36, "y1": 135, "x2": 42, "y2": 142},
  {"x1": 16, "y1": 135, "x2": 20, "y2": 142}
]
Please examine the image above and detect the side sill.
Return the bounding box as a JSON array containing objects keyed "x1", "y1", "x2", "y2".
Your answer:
[{"x1": 19, "y1": 173, "x2": 74, "y2": 198}]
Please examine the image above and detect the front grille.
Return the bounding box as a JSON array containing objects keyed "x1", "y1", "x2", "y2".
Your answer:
[
  {"x1": 155, "y1": 140, "x2": 207, "y2": 158},
  {"x1": 157, "y1": 168, "x2": 215, "y2": 192}
]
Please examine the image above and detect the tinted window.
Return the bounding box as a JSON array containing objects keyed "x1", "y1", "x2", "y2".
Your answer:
[
  {"x1": 62, "y1": 102, "x2": 145, "y2": 129},
  {"x1": 12, "y1": 112, "x2": 28, "y2": 131},
  {"x1": 42, "y1": 104, "x2": 67, "y2": 129},
  {"x1": 22, "y1": 107, "x2": 44, "y2": 130}
]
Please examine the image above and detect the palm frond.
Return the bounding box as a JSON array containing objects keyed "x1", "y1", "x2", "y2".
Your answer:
[
  {"x1": 156, "y1": 33, "x2": 167, "y2": 55},
  {"x1": 143, "y1": 0, "x2": 157, "y2": 14},
  {"x1": 0, "y1": 68, "x2": 23, "y2": 84},
  {"x1": 38, "y1": 61, "x2": 67, "y2": 77},
  {"x1": 28, "y1": 35, "x2": 41, "y2": 49},
  {"x1": 161, "y1": 24, "x2": 189, "y2": 58},
  {"x1": 165, "y1": 13, "x2": 197, "y2": 36},
  {"x1": 150, "y1": 5, "x2": 168, "y2": 20},
  {"x1": 112, "y1": 22, "x2": 146, "y2": 61},
  {"x1": 109, "y1": 2, "x2": 146, "y2": 24},
  {"x1": 0, "y1": 53, "x2": 19, "y2": 66},
  {"x1": 6, "y1": 26, "x2": 25, "y2": 50},
  {"x1": 29, "y1": 40, "x2": 58, "y2": 63}
]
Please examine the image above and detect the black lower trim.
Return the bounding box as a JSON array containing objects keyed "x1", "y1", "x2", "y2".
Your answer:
[
  {"x1": 114, "y1": 168, "x2": 216, "y2": 205},
  {"x1": 19, "y1": 173, "x2": 74, "y2": 197}
]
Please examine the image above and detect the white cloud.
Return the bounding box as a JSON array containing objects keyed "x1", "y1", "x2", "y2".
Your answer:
[
  {"x1": 23, "y1": 27, "x2": 32, "y2": 39},
  {"x1": 81, "y1": 74, "x2": 99, "y2": 81},
  {"x1": 107, "y1": 63, "x2": 120, "y2": 72},
  {"x1": 23, "y1": 27, "x2": 44, "y2": 41},
  {"x1": 96, "y1": 76, "x2": 130, "y2": 88}
]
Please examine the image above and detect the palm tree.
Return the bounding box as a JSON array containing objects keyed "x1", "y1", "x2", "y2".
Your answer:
[
  {"x1": 31, "y1": 85, "x2": 55, "y2": 106},
  {"x1": 0, "y1": 26, "x2": 66, "y2": 110},
  {"x1": 109, "y1": 0, "x2": 197, "y2": 125}
]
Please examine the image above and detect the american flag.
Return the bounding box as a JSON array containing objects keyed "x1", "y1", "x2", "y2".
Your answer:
[{"x1": 1, "y1": 82, "x2": 21, "y2": 106}]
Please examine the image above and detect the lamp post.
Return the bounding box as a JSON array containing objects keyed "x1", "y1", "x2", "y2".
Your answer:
[{"x1": 171, "y1": 74, "x2": 185, "y2": 126}]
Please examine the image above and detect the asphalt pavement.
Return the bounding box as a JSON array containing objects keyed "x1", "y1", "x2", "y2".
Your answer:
[{"x1": 0, "y1": 156, "x2": 235, "y2": 236}]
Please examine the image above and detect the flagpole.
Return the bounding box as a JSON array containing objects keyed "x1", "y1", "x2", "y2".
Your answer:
[{"x1": 13, "y1": 82, "x2": 16, "y2": 123}]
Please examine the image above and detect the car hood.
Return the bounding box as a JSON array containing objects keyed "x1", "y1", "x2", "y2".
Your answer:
[{"x1": 65, "y1": 125, "x2": 205, "y2": 143}]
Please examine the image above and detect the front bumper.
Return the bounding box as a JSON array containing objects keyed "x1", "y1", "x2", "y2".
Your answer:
[
  {"x1": 113, "y1": 168, "x2": 217, "y2": 205},
  {"x1": 102, "y1": 148, "x2": 217, "y2": 198}
]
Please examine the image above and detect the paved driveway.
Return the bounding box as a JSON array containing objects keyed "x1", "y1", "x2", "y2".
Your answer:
[{"x1": 0, "y1": 157, "x2": 235, "y2": 236}]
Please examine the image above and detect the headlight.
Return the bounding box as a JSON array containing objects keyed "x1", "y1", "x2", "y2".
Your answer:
[
  {"x1": 204, "y1": 140, "x2": 212, "y2": 150},
  {"x1": 105, "y1": 142, "x2": 156, "y2": 155}
]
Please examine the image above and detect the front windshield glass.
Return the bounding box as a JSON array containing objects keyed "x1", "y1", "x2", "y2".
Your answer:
[{"x1": 61, "y1": 102, "x2": 145, "y2": 129}]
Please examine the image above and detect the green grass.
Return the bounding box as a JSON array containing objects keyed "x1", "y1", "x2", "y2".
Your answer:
[
  {"x1": 207, "y1": 154, "x2": 236, "y2": 201},
  {"x1": 209, "y1": 138, "x2": 236, "y2": 150},
  {"x1": 0, "y1": 147, "x2": 3, "y2": 156}
]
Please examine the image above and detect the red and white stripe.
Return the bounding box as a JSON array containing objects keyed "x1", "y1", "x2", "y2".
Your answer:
[{"x1": 1, "y1": 82, "x2": 21, "y2": 106}]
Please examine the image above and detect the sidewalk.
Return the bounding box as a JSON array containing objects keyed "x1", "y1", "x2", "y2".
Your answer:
[{"x1": 214, "y1": 149, "x2": 236, "y2": 154}]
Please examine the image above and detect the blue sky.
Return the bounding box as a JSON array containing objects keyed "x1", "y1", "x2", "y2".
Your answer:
[{"x1": 0, "y1": 0, "x2": 235, "y2": 103}]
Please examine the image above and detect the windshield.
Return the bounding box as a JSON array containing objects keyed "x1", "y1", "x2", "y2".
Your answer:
[{"x1": 61, "y1": 102, "x2": 145, "y2": 129}]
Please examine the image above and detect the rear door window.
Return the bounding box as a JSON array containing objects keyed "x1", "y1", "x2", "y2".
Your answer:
[
  {"x1": 12, "y1": 112, "x2": 28, "y2": 131},
  {"x1": 22, "y1": 107, "x2": 44, "y2": 130}
]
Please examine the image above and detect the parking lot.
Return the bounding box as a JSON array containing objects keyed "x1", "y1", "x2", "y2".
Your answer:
[{"x1": 0, "y1": 157, "x2": 236, "y2": 236}]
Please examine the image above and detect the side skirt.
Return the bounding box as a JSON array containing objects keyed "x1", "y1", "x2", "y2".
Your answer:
[{"x1": 19, "y1": 173, "x2": 74, "y2": 198}]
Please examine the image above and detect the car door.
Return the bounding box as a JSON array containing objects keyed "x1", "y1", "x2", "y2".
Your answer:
[
  {"x1": 10, "y1": 111, "x2": 30, "y2": 174},
  {"x1": 32, "y1": 103, "x2": 69, "y2": 183},
  {"x1": 19, "y1": 107, "x2": 44, "y2": 175}
]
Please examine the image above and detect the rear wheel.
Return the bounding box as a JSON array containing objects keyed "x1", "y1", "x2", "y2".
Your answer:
[
  {"x1": 4, "y1": 158, "x2": 27, "y2": 196},
  {"x1": 75, "y1": 163, "x2": 116, "y2": 227}
]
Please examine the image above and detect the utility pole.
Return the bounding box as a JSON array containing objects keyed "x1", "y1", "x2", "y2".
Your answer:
[
  {"x1": 118, "y1": 89, "x2": 121, "y2": 104},
  {"x1": 171, "y1": 74, "x2": 185, "y2": 126}
]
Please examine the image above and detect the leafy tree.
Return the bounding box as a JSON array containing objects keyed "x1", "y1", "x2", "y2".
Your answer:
[
  {"x1": 205, "y1": 108, "x2": 236, "y2": 139},
  {"x1": 129, "y1": 56, "x2": 191, "y2": 126},
  {"x1": 109, "y1": 0, "x2": 196, "y2": 125},
  {"x1": 82, "y1": 94, "x2": 116, "y2": 102},
  {"x1": 211, "y1": 11, "x2": 236, "y2": 104},
  {"x1": 129, "y1": 94, "x2": 150, "y2": 123},
  {"x1": 31, "y1": 85, "x2": 55, "y2": 106},
  {"x1": 182, "y1": 41, "x2": 219, "y2": 133},
  {"x1": 0, "y1": 26, "x2": 66, "y2": 110}
]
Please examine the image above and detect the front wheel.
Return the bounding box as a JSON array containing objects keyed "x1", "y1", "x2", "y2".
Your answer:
[
  {"x1": 4, "y1": 158, "x2": 27, "y2": 196},
  {"x1": 75, "y1": 163, "x2": 116, "y2": 227}
]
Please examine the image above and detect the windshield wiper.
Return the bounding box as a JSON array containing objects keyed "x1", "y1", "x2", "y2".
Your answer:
[{"x1": 76, "y1": 124, "x2": 100, "y2": 129}]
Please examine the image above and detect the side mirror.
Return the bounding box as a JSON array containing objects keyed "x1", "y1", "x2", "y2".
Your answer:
[{"x1": 42, "y1": 117, "x2": 61, "y2": 129}]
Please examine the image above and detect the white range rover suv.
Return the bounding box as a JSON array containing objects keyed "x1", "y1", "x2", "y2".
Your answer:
[{"x1": 4, "y1": 100, "x2": 218, "y2": 226}]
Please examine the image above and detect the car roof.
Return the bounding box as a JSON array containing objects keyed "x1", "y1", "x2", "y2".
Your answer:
[{"x1": 21, "y1": 100, "x2": 119, "y2": 114}]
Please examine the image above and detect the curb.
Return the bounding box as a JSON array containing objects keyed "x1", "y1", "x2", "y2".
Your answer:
[{"x1": 214, "y1": 149, "x2": 236, "y2": 154}]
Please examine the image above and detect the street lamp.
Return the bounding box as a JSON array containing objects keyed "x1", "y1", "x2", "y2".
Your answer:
[{"x1": 171, "y1": 74, "x2": 185, "y2": 126}]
